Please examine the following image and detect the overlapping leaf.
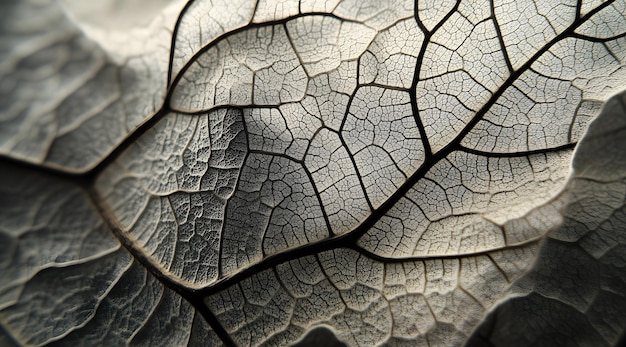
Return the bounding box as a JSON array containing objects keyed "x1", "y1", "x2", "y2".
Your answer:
[
  {"x1": 0, "y1": 163, "x2": 221, "y2": 346},
  {"x1": 0, "y1": 0, "x2": 179, "y2": 171},
  {"x1": 467, "y1": 85, "x2": 626, "y2": 347}
]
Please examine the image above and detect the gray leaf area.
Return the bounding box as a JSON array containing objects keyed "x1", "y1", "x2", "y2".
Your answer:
[
  {"x1": 0, "y1": 0, "x2": 178, "y2": 171},
  {"x1": 465, "y1": 89, "x2": 626, "y2": 347},
  {"x1": 0, "y1": 0, "x2": 625, "y2": 346},
  {"x1": 0, "y1": 164, "x2": 222, "y2": 346}
]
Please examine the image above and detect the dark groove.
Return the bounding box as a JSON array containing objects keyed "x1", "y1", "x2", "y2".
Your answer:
[
  {"x1": 217, "y1": 109, "x2": 251, "y2": 279},
  {"x1": 167, "y1": 0, "x2": 197, "y2": 86},
  {"x1": 358, "y1": 82, "x2": 410, "y2": 92},
  {"x1": 301, "y1": 162, "x2": 335, "y2": 238},
  {"x1": 347, "y1": 239, "x2": 543, "y2": 264},
  {"x1": 490, "y1": 0, "x2": 514, "y2": 73},
  {"x1": 188, "y1": 296, "x2": 237, "y2": 347},
  {"x1": 282, "y1": 22, "x2": 307, "y2": 75},
  {"x1": 570, "y1": 31, "x2": 626, "y2": 43},
  {"x1": 412, "y1": 0, "x2": 428, "y2": 34},
  {"x1": 486, "y1": 253, "x2": 511, "y2": 283},
  {"x1": 602, "y1": 42, "x2": 622, "y2": 64},
  {"x1": 337, "y1": 85, "x2": 375, "y2": 211},
  {"x1": 246, "y1": 138, "x2": 336, "y2": 237},
  {"x1": 198, "y1": 222, "x2": 547, "y2": 296},
  {"x1": 409, "y1": 0, "x2": 462, "y2": 158},
  {"x1": 82, "y1": 107, "x2": 172, "y2": 181},
  {"x1": 458, "y1": 142, "x2": 577, "y2": 158},
  {"x1": 198, "y1": 231, "x2": 358, "y2": 295},
  {"x1": 407, "y1": 2, "x2": 435, "y2": 160},
  {"x1": 575, "y1": 0, "x2": 583, "y2": 19}
]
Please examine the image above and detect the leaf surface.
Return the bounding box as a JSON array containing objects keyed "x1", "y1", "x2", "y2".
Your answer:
[
  {"x1": 0, "y1": 0, "x2": 625, "y2": 346},
  {"x1": 0, "y1": 163, "x2": 221, "y2": 346},
  {"x1": 466, "y1": 88, "x2": 626, "y2": 347},
  {"x1": 0, "y1": 0, "x2": 178, "y2": 171}
]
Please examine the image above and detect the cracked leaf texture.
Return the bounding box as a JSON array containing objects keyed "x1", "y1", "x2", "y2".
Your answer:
[{"x1": 1, "y1": 0, "x2": 625, "y2": 346}]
